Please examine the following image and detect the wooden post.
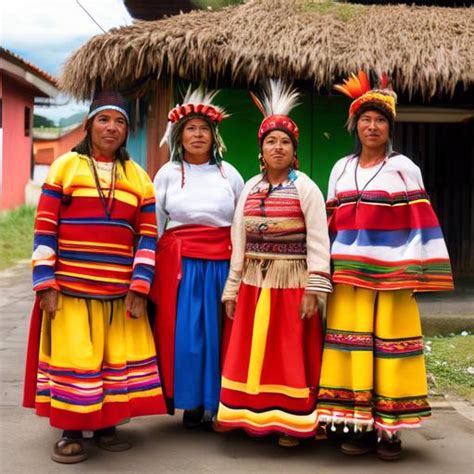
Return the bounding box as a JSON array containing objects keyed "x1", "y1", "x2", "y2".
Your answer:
[{"x1": 147, "y1": 76, "x2": 173, "y2": 178}]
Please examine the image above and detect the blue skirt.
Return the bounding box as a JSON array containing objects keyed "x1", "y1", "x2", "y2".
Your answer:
[{"x1": 174, "y1": 257, "x2": 229, "y2": 414}]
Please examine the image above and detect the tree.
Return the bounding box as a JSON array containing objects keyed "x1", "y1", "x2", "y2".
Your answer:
[{"x1": 33, "y1": 114, "x2": 56, "y2": 128}]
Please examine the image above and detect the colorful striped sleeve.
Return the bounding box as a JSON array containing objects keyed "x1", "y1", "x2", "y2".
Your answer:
[
  {"x1": 32, "y1": 170, "x2": 64, "y2": 292},
  {"x1": 130, "y1": 170, "x2": 158, "y2": 295}
]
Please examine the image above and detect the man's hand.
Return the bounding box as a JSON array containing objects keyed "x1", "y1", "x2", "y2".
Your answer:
[
  {"x1": 125, "y1": 290, "x2": 147, "y2": 319},
  {"x1": 224, "y1": 299, "x2": 236, "y2": 320},
  {"x1": 38, "y1": 289, "x2": 59, "y2": 319}
]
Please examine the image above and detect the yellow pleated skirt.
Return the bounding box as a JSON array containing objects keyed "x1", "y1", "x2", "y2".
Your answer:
[
  {"x1": 317, "y1": 284, "x2": 430, "y2": 433},
  {"x1": 34, "y1": 294, "x2": 167, "y2": 430}
]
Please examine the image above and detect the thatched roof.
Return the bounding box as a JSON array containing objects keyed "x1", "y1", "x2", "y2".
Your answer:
[{"x1": 61, "y1": 0, "x2": 473, "y2": 100}]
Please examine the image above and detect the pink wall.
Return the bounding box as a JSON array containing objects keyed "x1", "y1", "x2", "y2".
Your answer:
[
  {"x1": 1, "y1": 75, "x2": 34, "y2": 210},
  {"x1": 33, "y1": 125, "x2": 86, "y2": 165}
]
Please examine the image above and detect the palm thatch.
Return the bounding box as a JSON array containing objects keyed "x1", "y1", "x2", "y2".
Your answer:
[{"x1": 60, "y1": 0, "x2": 473, "y2": 100}]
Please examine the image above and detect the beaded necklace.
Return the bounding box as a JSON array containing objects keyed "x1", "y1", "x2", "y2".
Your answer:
[
  {"x1": 354, "y1": 155, "x2": 387, "y2": 204},
  {"x1": 88, "y1": 157, "x2": 117, "y2": 219}
]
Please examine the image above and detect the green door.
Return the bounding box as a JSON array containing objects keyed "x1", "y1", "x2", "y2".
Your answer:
[{"x1": 217, "y1": 88, "x2": 353, "y2": 197}]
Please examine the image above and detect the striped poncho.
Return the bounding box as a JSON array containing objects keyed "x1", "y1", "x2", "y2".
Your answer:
[
  {"x1": 32, "y1": 152, "x2": 157, "y2": 298},
  {"x1": 327, "y1": 154, "x2": 453, "y2": 291}
]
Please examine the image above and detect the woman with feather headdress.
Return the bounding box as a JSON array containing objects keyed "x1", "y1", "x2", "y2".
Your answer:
[
  {"x1": 215, "y1": 80, "x2": 332, "y2": 447},
  {"x1": 316, "y1": 72, "x2": 453, "y2": 460},
  {"x1": 152, "y1": 87, "x2": 244, "y2": 428}
]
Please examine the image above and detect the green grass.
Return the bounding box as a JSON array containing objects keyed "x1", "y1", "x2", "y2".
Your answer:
[
  {"x1": 0, "y1": 205, "x2": 35, "y2": 270},
  {"x1": 425, "y1": 334, "x2": 474, "y2": 402}
]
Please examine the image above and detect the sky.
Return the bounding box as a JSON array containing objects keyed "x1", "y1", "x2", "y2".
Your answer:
[{"x1": 2, "y1": 0, "x2": 133, "y2": 123}]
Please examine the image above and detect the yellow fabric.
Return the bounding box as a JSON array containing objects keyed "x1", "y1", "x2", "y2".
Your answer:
[
  {"x1": 326, "y1": 284, "x2": 375, "y2": 333},
  {"x1": 37, "y1": 294, "x2": 162, "y2": 414},
  {"x1": 40, "y1": 295, "x2": 156, "y2": 367},
  {"x1": 246, "y1": 288, "x2": 271, "y2": 394},
  {"x1": 317, "y1": 284, "x2": 430, "y2": 432},
  {"x1": 222, "y1": 376, "x2": 309, "y2": 398},
  {"x1": 217, "y1": 403, "x2": 317, "y2": 434},
  {"x1": 45, "y1": 152, "x2": 155, "y2": 206},
  {"x1": 376, "y1": 357, "x2": 427, "y2": 398},
  {"x1": 319, "y1": 349, "x2": 373, "y2": 392}
]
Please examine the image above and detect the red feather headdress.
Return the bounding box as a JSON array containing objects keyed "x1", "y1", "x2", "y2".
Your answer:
[{"x1": 160, "y1": 86, "x2": 228, "y2": 149}]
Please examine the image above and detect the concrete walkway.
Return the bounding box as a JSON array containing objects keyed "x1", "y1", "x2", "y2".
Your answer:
[
  {"x1": 417, "y1": 279, "x2": 474, "y2": 335},
  {"x1": 0, "y1": 262, "x2": 473, "y2": 473}
]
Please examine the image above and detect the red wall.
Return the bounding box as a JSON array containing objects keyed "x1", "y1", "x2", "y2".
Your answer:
[{"x1": 1, "y1": 75, "x2": 35, "y2": 210}]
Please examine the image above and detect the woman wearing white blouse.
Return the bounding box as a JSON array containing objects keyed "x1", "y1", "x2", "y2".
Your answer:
[{"x1": 151, "y1": 88, "x2": 243, "y2": 428}]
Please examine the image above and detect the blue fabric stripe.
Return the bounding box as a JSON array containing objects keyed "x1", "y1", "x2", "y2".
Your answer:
[
  {"x1": 41, "y1": 188, "x2": 62, "y2": 199},
  {"x1": 132, "y1": 265, "x2": 154, "y2": 283},
  {"x1": 33, "y1": 266, "x2": 56, "y2": 287},
  {"x1": 33, "y1": 234, "x2": 57, "y2": 250},
  {"x1": 58, "y1": 250, "x2": 133, "y2": 265},
  {"x1": 174, "y1": 257, "x2": 229, "y2": 415},
  {"x1": 137, "y1": 235, "x2": 157, "y2": 251},
  {"x1": 336, "y1": 227, "x2": 443, "y2": 247},
  {"x1": 59, "y1": 218, "x2": 135, "y2": 232},
  {"x1": 140, "y1": 203, "x2": 155, "y2": 213}
]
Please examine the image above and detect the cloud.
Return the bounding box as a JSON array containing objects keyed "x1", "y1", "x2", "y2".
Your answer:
[
  {"x1": 2, "y1": 0, "x2": 132, "y2": 76},
  {"x1": 2, "y1": 0, "x2": 132, "y2": 121}
]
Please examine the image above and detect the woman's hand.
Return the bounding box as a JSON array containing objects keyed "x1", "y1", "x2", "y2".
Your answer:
[
  {"x1": 125, "y1": 290, "x2": 147, "y2": 318},
  {"x1": 300, "y1": 292, "x2": 318, "y2": 319},
  {"x1": 224, "y1": 299, "x2": 236, "y2": 320},
  {"x1": 38, "y1": 289, "x2": 59, "y2": 319},
  {"x1": 300, "y1": 292, "x2": 327, "y2": 319}
]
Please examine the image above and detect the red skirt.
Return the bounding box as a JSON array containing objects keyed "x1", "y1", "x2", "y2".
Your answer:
[{"x1": 216, "y1": 283, "x2": 323, "y2": 437}]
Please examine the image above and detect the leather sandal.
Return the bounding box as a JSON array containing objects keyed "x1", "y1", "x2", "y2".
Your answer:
[
  {"x1": 51, "y1": 438, "x2": 88, "y2": 464},
  {"x1": 278, "y1": 434, "x2": 300, "y2": 448}
]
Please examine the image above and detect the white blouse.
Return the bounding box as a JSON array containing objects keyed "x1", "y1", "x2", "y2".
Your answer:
[
  {"x1": 153, "y1": 160, "x2": 244, "y2": 236},
  {"x1": 327, "y1": 153, "x2": 425, "y2": 201}
]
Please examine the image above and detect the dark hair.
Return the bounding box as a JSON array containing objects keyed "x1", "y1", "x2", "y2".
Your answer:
[{"x1": 71, "y1": 117, "x2": 130, "y2": 167}]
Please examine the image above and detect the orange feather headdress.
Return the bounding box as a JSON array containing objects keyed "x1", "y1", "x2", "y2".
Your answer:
[{"x1": 334, "y1": 71, "x2": 397, "y2": 131}]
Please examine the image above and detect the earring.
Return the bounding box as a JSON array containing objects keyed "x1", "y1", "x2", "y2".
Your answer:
[{"x1": 258, "y1": 152, "x2": 267, "y2": 172}]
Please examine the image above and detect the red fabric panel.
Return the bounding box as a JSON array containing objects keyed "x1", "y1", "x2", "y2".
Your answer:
[
  {"x1": 222, "y1": 283, "x2": 323, "y2": 391},
  {"x1": 23, "y1": 298, "x2": 42, "y2": 408},
  {"x1": 331, "y1": 201, "x2": 441, "y2": 231},
  {"x1": 34, "y1": 396, "x2": 167, "y2": 430}
]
